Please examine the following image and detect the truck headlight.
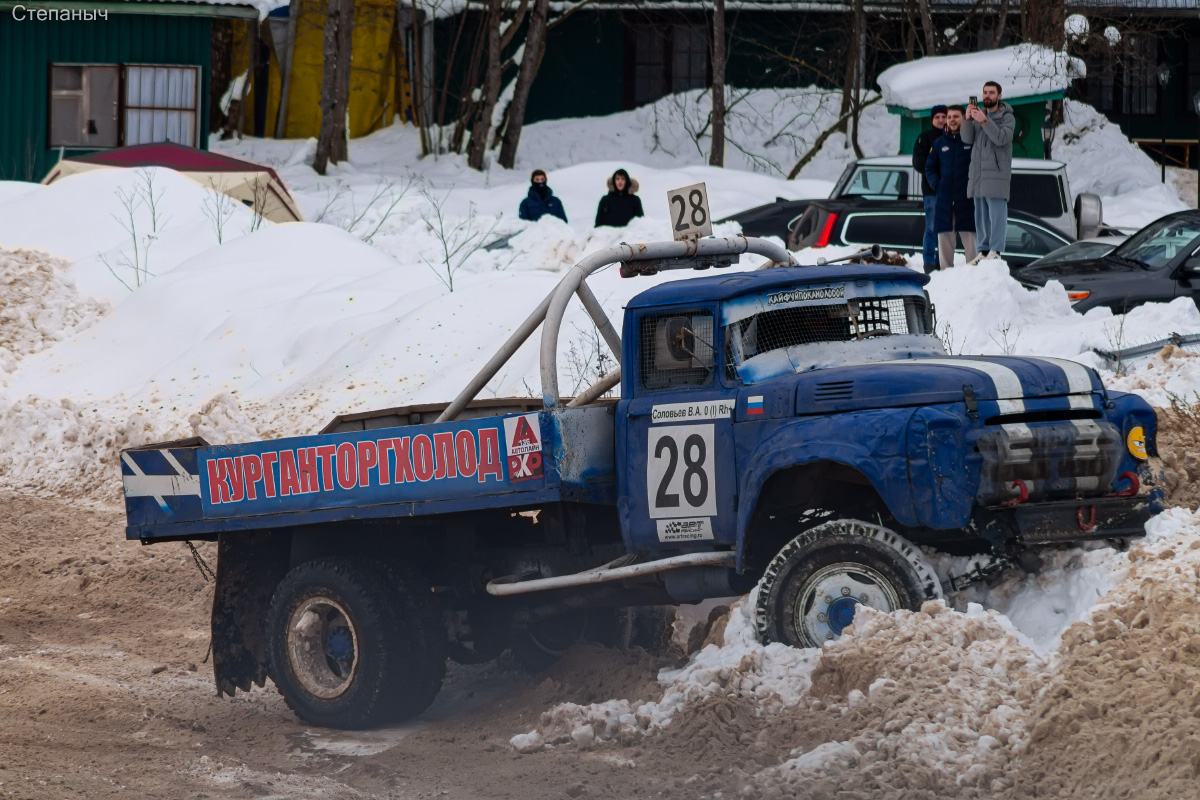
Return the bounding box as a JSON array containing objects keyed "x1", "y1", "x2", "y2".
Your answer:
[{"x1": 1126, "y1": 425, "x2": 1148, "y2": 460}]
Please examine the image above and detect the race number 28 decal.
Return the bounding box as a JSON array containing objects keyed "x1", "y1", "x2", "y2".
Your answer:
[{"x1": 647, "y1": 424, "x2": 716, "y2": 518}]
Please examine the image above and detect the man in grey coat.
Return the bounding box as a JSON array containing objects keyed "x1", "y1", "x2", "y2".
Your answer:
[{"x1": 961, "y1": 81, "x2": 1015, "y2": 263}]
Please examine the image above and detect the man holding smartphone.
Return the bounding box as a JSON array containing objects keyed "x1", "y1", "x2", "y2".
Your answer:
[{"x1": 961, "y1": 81, "x2": 1015, "y2": 263}]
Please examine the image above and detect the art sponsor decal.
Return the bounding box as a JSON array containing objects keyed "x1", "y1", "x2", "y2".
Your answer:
[
  {"x1": 766, "y1": 284, "x2": 845, "y2": 306},
  {"x1": 503, "y1": 413, "x2": 544, "y2": 482},
  {"x1": 746, "y1": 395, "x2": 764, "y2": 416},
  {"x1": 651, "y1": 400, "x2": 735, "y2": 423},
  {"x1": 656, "y1": 517, "x2": 714, "y2": 542},
  {"x1": 197, "y1": 415, "x2": 535, "y2": 517}
]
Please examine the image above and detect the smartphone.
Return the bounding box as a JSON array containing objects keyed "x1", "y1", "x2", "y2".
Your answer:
[{"x1": 969, "y1": 95, "x2": 978, "y2": 106}]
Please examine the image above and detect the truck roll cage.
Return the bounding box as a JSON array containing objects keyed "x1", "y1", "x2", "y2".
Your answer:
[{"x1": 435, "y1": 236, "x2": 796, "y2": 423}]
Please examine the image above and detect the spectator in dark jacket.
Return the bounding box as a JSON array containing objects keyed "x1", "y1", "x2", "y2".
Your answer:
[
  {"x1": 595, "y1": 168, "x2": 644, "y2": 227},
  {"x1": 924, "y1": 105, "x2": 978, "y2": 269},
  {"x1": 518, "y1": 169, "x2": 567, "y2": 223},
  {"x1": 912, "y1": 104, "x2": 947, "y2": 273}
]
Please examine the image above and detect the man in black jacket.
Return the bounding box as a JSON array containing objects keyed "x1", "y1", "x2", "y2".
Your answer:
[
  {"x1": 912, "y1": 104, "x2": 947, "y2": 273},
  {"x1": 595, "y1": 169, "x2": 644, "y2": 227}
]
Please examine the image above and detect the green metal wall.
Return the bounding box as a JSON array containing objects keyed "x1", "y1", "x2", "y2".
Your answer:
[{"x1": 0, "y1": 11, "x2": 213, "y2": 180}]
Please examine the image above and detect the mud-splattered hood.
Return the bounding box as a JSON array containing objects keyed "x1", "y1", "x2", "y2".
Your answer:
[{"x1": 775, "y1": 354, "x2": 1102, "y2": 417}]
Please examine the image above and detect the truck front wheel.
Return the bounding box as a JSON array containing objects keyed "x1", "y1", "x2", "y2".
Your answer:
[
  {"x1": 266, "y1": 558, "x2": 445, "y2": 729},
  {"x1": 754, "y1": 520, "x2": 942, "y2": 648}
]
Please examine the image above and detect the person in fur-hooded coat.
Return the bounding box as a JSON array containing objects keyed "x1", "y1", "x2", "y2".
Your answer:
[{"x1": 595, "y1": 168, "x2": 644, "y2": 227}]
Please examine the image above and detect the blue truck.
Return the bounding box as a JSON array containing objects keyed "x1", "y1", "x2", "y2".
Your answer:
[{"x1": 120, "y1": 236, "x2": 1159, "y2": 730}]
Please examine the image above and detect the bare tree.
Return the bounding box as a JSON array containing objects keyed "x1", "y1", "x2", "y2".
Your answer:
[
  {"x1": 916, "y1": 0, "x2": 937, "y2": 55},
  {"x1": 466, "y1": 0, "x2": 508, "y2": 170},
  {"x1": 709, "y1": 0, "x2": 727, "y2": 167},
  {"x1": 314, "y1": 0, "x2": 355, "y2": 175},
  {"x1": 498, "y1": 0, "x2": 551, "y2": 169},
  {"x1": 1025, "y1": 0, "x2": 1066, "y2": 50}
]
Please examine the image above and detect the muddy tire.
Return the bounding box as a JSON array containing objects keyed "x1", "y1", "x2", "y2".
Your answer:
[
  {"x1": 266, "y1": 559, "x2": 445, "y2": 729},
  {"x1": 754, "y1": 520, "x2": 942, "y2": 649}
]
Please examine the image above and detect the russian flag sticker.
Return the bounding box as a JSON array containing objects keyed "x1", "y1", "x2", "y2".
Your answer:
[{"x1": 747, "y1": 395, "x2": 764, "y2": 416}]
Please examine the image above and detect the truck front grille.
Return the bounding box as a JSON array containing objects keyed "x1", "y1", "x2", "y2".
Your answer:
[{"x1": 976, "y1": 420, "x2": 1122, "y2": 505}]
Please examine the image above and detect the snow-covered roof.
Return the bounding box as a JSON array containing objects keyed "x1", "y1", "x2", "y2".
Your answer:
[{"x1": 877, "y1": 45, "x2": 1086, "y2": 113}]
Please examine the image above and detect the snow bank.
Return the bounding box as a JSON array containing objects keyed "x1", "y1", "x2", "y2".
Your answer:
[
  {"x1": 877, "y1": 44, "x2": 1085, "y2": 111},
  {"x1": 0, "y1": 167, "x2": 261, "y2": 301},
  {"x1": 1052, "y1": 99, "x2": 1188, "y2": 229}
]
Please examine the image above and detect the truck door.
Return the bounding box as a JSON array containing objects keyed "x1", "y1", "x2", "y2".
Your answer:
[{"x1": 618, "y1": 307, "x2": 738, "y2": 551}]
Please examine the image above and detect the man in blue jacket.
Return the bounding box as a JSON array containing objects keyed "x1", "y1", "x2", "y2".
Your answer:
[
  {"x1": 924, "y1": 105, "x2": 979, "y2": 270},
  {"x1": 519, "y1": 169, "x2": 568, "y2": 223},
  {"x1": 912, "y1": 104, "x2": 947, "y2": 272}
]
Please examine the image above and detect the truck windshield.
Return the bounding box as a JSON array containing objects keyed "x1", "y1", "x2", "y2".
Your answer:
[{"x1": 723, "y1": 284, "x2": 935, "y2": 380}]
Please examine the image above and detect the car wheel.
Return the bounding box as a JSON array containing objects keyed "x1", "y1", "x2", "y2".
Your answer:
[{"x1": 754, "y1": 519, "x2": 942, "y2": 648}]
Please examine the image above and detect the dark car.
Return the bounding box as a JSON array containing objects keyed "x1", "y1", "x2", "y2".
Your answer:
[
  {"x1": 1015, "y1": 211, "x2": 1200, "y2": 313},
  {"x1": 788, "y1": 198, "x2": 1073, "y2": 269},
  {"x1": 719, "y1": 197, "x2": 811, "y2": 239}
]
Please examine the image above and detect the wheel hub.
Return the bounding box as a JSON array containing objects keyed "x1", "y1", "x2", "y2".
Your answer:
[
  {"x1": 287, "y1": 596, "x2": 360, "y2": 700},
  {"x1": 796, "y1": 563, "x2": 902, "y2": 645}
]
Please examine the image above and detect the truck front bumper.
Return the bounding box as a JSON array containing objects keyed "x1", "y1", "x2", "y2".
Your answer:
[{"x1": 973, "y1": 489, "x2": 1163, "y2": 547}]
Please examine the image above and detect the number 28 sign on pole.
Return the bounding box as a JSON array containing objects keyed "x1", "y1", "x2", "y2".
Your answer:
[{"x1": 667, "y1": 182, "x2": 713, "y2": 241}]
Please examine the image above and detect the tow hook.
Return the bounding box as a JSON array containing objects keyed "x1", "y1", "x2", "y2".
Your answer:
[
  {"x1": 1001, "y1": 479, "x2": 1029, "y2": 506},
  {"x1": 1108, "y1": 471, "x2": 1140, "y2": 498},
  {"x1": 1077, "y1": 506, "x2": 1096, "y2": 532}
]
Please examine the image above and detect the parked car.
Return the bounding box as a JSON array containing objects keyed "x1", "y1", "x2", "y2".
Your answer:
[
  {"x1": 1026, "y1": 235, "x2": 1128, "y2": 268},
  {"x1": 789, "y1": 198, "x2": 1073, "y2": 269},
  {"x1": 1015, "y1": 210, "x2": 1200, "y2": 313},
  {"x1": 721, "y1": 156, "x2": 1103, "y2": 244}
]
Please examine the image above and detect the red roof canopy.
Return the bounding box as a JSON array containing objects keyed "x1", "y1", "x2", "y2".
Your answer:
[{"x1": 64, "y1": 142, "x2": 284, "y2": 185}]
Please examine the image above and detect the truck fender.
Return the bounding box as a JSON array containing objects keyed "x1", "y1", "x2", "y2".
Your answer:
[{"x1": 734, "y1": 413, "x2": 919, "y2": 568}]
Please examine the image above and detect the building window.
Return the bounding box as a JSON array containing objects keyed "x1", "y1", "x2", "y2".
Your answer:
[
  {"x1": 671, "y1": 25, "x2": 708, "y2": 93},
  {"x1": 49, "y1": 63, "x2": 200, "y2": 149},
  {"x1": 1121, "y1": 35, "x2": 1158, "y2": 116},
  {"x1": 49, "y1": 65, "x2": 120, "y2": 148},
  {"x1": 125, "y1": 66, "x2": 200, "y2": 147},
  {"x1": 627, "y1": 23, "x2": 710, "y2": 109}
]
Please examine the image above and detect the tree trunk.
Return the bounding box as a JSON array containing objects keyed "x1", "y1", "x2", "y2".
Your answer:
[
  {"x1": 849, "y1": 0, "x2": 865, "y2": 158},
  {"x1": 314, "y1": 0, "x2": 354, "y2": 174},
  {"x1": 994, "y1": 0, "x2": 1009, "y2": 47},
  {"x1": 466, "y1": 0, "x2": 502, "y2": 170},
  {"x1": 1025, "y1": 0, "x2": 1065, "y2": 49},
  {"x1": 708, "y1": 0, "x2": 726, "y2": 167},
  {"x1": 498, "y1": 0, "x2": 550, "y2": 168},
  {"x1": 408, "y1": 0, "x2": 432, "y2": 156},
  {"x1": 916, "y1": 0, "x2": 936, "y2": 55},
  {"x1": 273, "y1": 0, "x2": 300, "y2": 138}
]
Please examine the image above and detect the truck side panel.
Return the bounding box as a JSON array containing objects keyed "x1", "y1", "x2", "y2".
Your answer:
[{"x1": 123, "y1": 408, "x2": 618, "y2": 541}]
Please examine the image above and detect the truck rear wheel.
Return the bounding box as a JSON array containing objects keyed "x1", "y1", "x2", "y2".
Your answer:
[
  {"x1": 266, "y1": 558, "x2": 445, "y2": 729},
  {"x1": 754, "y1": 520, "x2": 942, "y2": 649}
]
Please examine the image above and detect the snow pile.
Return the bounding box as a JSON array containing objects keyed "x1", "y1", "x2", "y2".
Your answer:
[
  {"x1": 746, "y1": 601, "x2": 1037, "y2": 797},
  {"x1": 511, "y1": 511, "x2": 1200, "y2": 797},
  {"x1": 0, "y1": 168, "x2": 261, "y2": 300},
  {"x1": 877, "y1": 44, "x2": 1085, "y2": 111},
  {"x1": 510, "y1": 596, "x2": 821, "y2": 753},
  {"x1": 0, "y1": 247, "x2": 109, "y2": 374},
  {"x1": 1052, "y1": 99, "x2": 1188, "y2": 229},
  {"x1": 923, "y1": 260, "x2": 1200, "y2": 369}
]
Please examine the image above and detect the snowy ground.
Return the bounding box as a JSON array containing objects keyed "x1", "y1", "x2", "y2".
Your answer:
[{"x1": 1, "y1": 88, "x2": 1199, "y2": 796}]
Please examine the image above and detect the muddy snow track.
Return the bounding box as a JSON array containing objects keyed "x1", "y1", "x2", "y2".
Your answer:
[
  {"x1": 5, "y1": 488, "x2": 1200, "y2": 800},
  {"x1": 0, "y1": 493, "x2": 701, "y2": 799}
]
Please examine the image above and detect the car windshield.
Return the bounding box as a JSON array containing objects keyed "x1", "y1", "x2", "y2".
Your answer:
[
  {"x1": 1032, "y1": 240, "x2": 1119, "y2": 266},
  {"x1": 838, "y1": 167, "x2": 910, "y2": 199},
  {"x1": 1112, "y1": 217, "x2": 1200, "y2": 269},
  {"x1": 723, "y1": 284, "x2": 936, "y2": 381}
]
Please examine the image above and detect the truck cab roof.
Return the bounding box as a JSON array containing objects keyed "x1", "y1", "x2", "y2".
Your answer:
[{"x1": 625, "y1": 263, "x2": 929, "y2": 310}]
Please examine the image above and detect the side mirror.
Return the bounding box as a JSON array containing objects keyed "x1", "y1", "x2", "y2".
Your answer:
[
  {"x1": 1075, "y1": 193, "x2": 1103, "y2": 240},
  {"x1": 1181, "y1": 256, "x2": 1200, "y2": 276}
]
